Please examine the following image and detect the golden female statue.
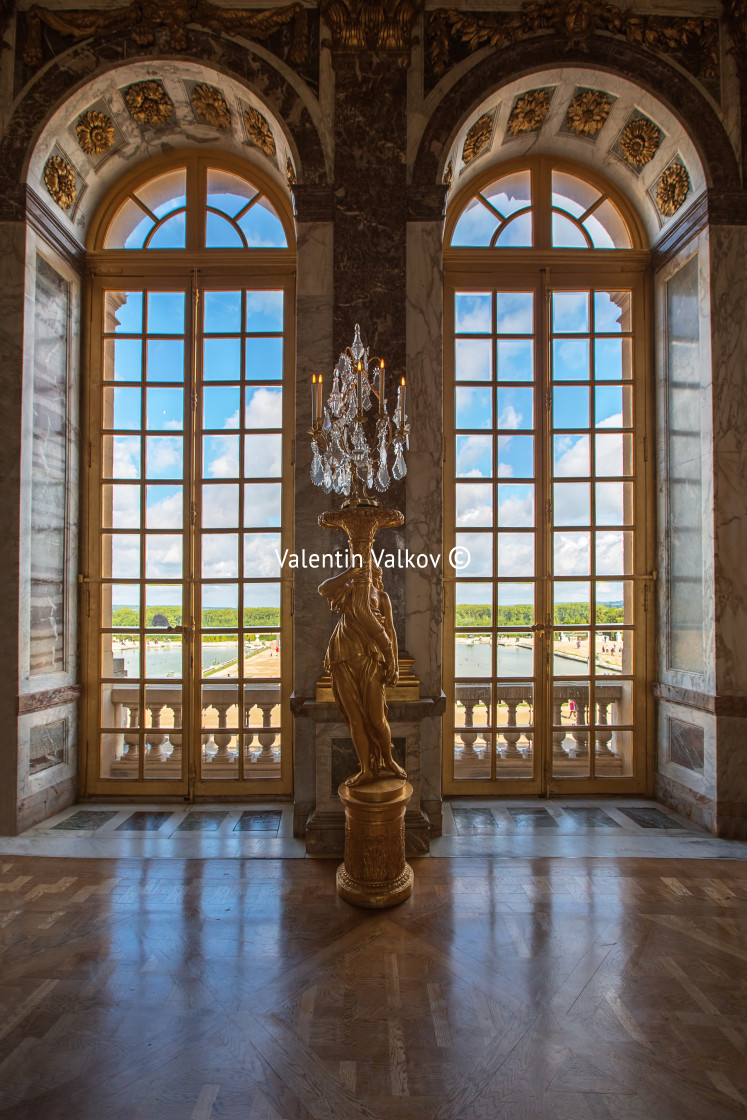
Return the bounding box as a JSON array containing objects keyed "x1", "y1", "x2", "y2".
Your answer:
[{"x1": 319, "y1": 560, "x2": 407, "y2": 787}]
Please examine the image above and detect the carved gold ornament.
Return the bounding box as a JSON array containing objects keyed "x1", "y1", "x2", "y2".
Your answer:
[
  {"x1": 125, "y1": 81, "x2": 173, "y2": 127},
  {"x1": 507, "y1": 89, "x2": 551, "y2": 136},
  {"x1": 427, "y1": 4, "x2": 719, "y2": 82},
  {"x1": 443, "y1": 158, "x2": 453, "y2": 187},
  {"x1": 656, "y1": 163, "x2": 690, "y2": 217},
  {"x1": 192, "y1": 83, "x2": 231, "y2": 130},
  {"x1": 462, "y1": 114, "x2": 493, "y2": 164},
  {"x1": 76, "y1": 110, "x2": 115, "y2": 156},
  {"x1": 320, "y1": 0, "x2": 423, "y2": 51},
  {"x1": 244, "y1": 107, "x2": 276, "y2": 156},
  {"x1": 44, "y1": 155, "x2": 76, "y2": 210},
  {"x1": 620, "y1": 118, "x2": 660, "y2": 168},
  {"x1": 286, "y1": 157, "x2": 296, "y2": 187},
  {"x1": 565, "y1": 90, "x2": 612, "y2": 138}
]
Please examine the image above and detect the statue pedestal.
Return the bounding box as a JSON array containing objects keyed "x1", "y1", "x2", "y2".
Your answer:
[{"x1": 336, "y1": 777, "x2": 413, "y2": 909}]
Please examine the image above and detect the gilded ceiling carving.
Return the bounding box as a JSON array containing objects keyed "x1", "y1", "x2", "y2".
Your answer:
[
  {"x1": 125, "y1": 81, "x2": 174, "y2": 126},
  {"x1": 191, "y1": 83, "x2": 231, "y2": 129},
  {"x1": 286, "y1": 156, "x2": 296, "y2": 186},
  {"x1": 619, "y1": 117, "x2": 661, "y2": 168},
  {"x1": 44, "y1": 154, "x2": 76, "y2": 210},
  {"x1": 427, "y1": 2, "x2": 719, "y2": 82},
  {"x1": 507, "y1": 88, "x2": 552, "y2": 136},
  {"x1": 564, "y1": 89, "x2": 612, "y2": 138},
  {"x1": 320, "y1": 0, "x2": 424, "y2": 51},
  {"x1": 22, "y1": 1, "x2": 309, "y2": 69},
  {"x1": 244, "y1": 107, "x2": 277, "y2": 157},
  {"x1": 76, "y1": 110, "x2": 116, "y2": 156},
  {"x1": 655, "y1": 161, "x2": 690, "y2": 216},
  {"x1": 462, "y1": 113, "x2": 493, "y2": 164}
]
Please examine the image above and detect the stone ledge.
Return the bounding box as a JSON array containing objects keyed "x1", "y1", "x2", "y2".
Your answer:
[
  {"x1": 291, "y1": 692, "x2": 446, "y2": 721},
  {"x1": 653, "y1": 682, "x2": 747, "y2": 717}
]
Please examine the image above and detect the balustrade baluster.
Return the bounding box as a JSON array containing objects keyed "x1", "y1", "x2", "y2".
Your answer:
[
  {"x1": 571, "y1": 696, "x2": 589, "y2": 758},
  {"x1": 458, "y1": 699, "x2": 478, "y2": 759},
  {"x1": 122, "y1": 702, "x2": 139, "y2": 760},
  {"x1": 501, "y1": 699, "x2": 523, "y2": 759},
  {"x1": 169, "y1": 703, "x2": 182, "y2": 764},
  {"x1": 256, "y1": 702, "x2": 278, "y2": 762},
  {"x1": 145, "y1": 703, "x2": 167, "y2": 761},
  {"x1": 595, "y1": 699, "x2": 615, "y2": 756},
  {"x1": 552, "y1": 693, "x2": 569, "y2": 757}
]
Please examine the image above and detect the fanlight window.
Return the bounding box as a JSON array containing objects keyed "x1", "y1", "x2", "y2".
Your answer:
[
  {"x1": 450, "y1": 166, "x2": 633, "y2": 250},
  {"x1": 103, "y1": 165, "x2": 288, "y2": 250}
]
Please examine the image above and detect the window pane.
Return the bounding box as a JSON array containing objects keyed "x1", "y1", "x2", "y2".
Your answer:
[
  {"x1": 456, "y1": 339, "x2": 491, "y2": 381},
  {"x1": 497, "y1": 484, "x2": 534, "y2": 527},
  {"x1": 244, "y1": 483, "x2": 282, "y2": 527},
  {"x1": 105, "y1": 291, "x2": 143, "y2": 333},
  {"x1": 456, "y1": 387, "x2": 491, "y2": 429},
  {"x1": 204, "y1": 290, "x2": 241, "y2": 333},
  {"x1": 497, "y1": 340, "x2": 533, "y2": 381},
  {"x1": 497, "y1": 533, "x2": 534, "y2": 577},
  {"x1": 207, "y1": 168, "x2": 257, "y2": 217},
  {"x1": 202, "y1": 534, "x2": 238, "y2": 579},
  {"x1": 596, "y1": 531, "x2": 633, "y2": 576},
  {"x1": 147, "y1": 292, "x2": 184, "y2": 335},
  {"x1": 595, "y1": 386, "x2": 632, "y2": 427},
  {"x1": 105, "y1": 436, "x2": 141, "y2": 479},
  {"x1": 456, "y1": 483, "x2": 492, "y2": 527},
  {"x1": 146, "y1": 485, "x2": 182, "y2": 529},
  {"x1": 106, "y1": 387, "x2": 140, "y2": 430},
  {"x1": 135, "y1": 169, "x2": 186, "y2": 218},
  {"x1": 554, "y1": 386, "x2": 588, "y2": 429},
  {"x1": 495, "y1": 212, "x2": 532, "y2": 247},
  {"x1": 146, "y1": 436, "x2": 182, "y2": 479},
  {"x1": 244, "y1": 533, "x2": 282, "y2": 577},
  {"x1": 146, "y1": 339, "x2": 184, "y2": 382},
  {"x1": 595, "y1": 338, "x2": 632, "y2": 381},
  {"x1": 456, "y1": 582, "x2": 492, "y2": 626},
  {"x1": 552, "y1": 212, "x2": 587, "y2": 248},
  {"x1": 147, "y1": 212, "x2": 186, "y2": 249},
  {"x1": 203, "y1": 435, "x2": 239, "y2": 479},
  {"x1": 456, "y1": 533, "x2": 492, "y2": 577},
  {"x1": 553, "y1": 339, "x2": 589, "y2": 381},
  {"x1": 206, "y1": 211, "x2": 244, "y2": 249},
  {"x1": 456, "y1": 434, "x2": 492, "y2": 477},
  {"x1": 554, "y1": 532, "x2": 590, "y2": 575},
  {"x1": 204, "y1": 338, "x2": 241, "y2": 381},
  {"x1": 483, "y1": 171, "x2": 531, "y2": 215},
  {"x1": 246, "y1": 337, "x2": 283, "y2": 380},
  {"x1": 104, "y1": 484, "x2": 140, "y2": 530},
  {"x1": 203, "y1": 386, "x2": 240, "y2": 430},
  {"x1": 552, "y1": 171, "x2": 600, "y2": 216},
  {"x1": 589, "y1": 199, "x2": 631, "y2": 249},
  {"x1": 554, "y1": 434, "x2": 589, "y2": 477},
  {"x1": 245, "y1": 434, "x2": 282, "y2": 477},
  {"x1": 245, "y1": 387, "x2": 282, "y2": 429},
  {"x1": 498, "y1": 434, "x2": 533, "y2": 478},
  {"x1": 104, "y1": 198, "x2": 153, "y2": 249},
  {"x1": 496, "y1": 292, "x2": 533, "y2": 334},
  {"x1": 237, "y1": 197, "x2": 287, "y2": 248},
  {"x1": 594, "y1": 291, "x2": 631, "y2": 333},
  {"x1": 246, "y1": 291, "x2": 284, "y2": 332},
  {"x1": 451, "y1": 197, "x2": 498, "y2": 246},
  {"x1": 202, "y1": 483, "x2": 239, "y2": 528},
  {"x1": 455, "y1": 292, "x2": 491, "y2": 333},
  {"x1": 146, "y1": 388, "x2": 182, "y2": 431},
  {"x1": 497, "y1": 387, "x2": 533, "y2": 429},
  {"x1": 553, "y1": 292, "x2": 589, "y2": 333},
  {"x1": 497, "y1": 583, "x2": 534, "y2": 622},
  {"x1": 104, "y1": 339, "x2": 141, "y2": 381},
  {"x1": 595, "y1": 434, "x2": 632, "y2": 477},
  {"x1": 554, "y1": 483, "x2": 590, "y2": 526}
]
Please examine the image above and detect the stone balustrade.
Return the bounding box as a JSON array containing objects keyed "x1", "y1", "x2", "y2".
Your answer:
[{"x1": 108, "y1": 683, "x2": 281, "y2": 778}]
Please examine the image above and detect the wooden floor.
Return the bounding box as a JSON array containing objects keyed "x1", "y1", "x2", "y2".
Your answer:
[{"x1": 0, "y1": 856, "x2": 746, "y2": 1119}]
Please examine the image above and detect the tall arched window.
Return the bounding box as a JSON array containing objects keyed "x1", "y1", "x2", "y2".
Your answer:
[
  {"x1": 444, "y1": 157, "x2": 652, "y2": 795},
  {"x1": 83, "y1": 152, "x2": 294, "y2": 796}
]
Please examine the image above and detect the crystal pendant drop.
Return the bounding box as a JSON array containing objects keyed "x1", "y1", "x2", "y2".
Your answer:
[
  {"x1": 310, "y1": 440, "x2": 324, "y2": 486},
  {"x1": 367, "y1": 462, "x2": 373, "y2": 489},
  {"x1": 392, "y1": 439, "x2": 406, "y2": 480},
  {"x1": 351, "y1": 323, "x2": 364, "y2": 362}
]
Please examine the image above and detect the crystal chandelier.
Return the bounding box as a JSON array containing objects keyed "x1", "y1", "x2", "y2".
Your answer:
[{"x1": 309, "y1": 324, "x2": 409, "y2": 505}]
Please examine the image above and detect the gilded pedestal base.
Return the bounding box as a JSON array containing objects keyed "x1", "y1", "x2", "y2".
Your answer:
[{"x1": 337, "y1": 777, "x2": 413, "y2": 908}]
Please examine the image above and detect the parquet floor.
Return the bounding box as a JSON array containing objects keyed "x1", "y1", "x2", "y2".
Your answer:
[{"x1": 0, "y1": 855, "x2": 746, "y2": 1119}]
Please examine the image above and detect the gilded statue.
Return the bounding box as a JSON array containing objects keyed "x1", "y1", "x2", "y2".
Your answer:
[{"x1": 319, "y1": 558, "x2": 407, "y2": 787}]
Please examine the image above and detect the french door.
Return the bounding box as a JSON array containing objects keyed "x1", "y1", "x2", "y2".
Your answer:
[
  {"x1": 444, "y1": 263, "x2": 653, "y2": 794},
  {"x1": 81, "y1": 268, "x2": 293, "y2": 796}
]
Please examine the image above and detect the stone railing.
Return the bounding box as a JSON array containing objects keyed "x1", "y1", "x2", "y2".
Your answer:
[
  {"x1": 454, "y1": 682, "x2": 626, "y2": 776},
  {"x1": 107, "y1": 683, "x2": 281, "y2": 778}
]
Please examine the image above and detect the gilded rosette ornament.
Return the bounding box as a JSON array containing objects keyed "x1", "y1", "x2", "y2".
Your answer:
[
  {"x1": 125, "y1": 81, "x2": 173, "y2": 127},
  {"x1": 192, "y1": 83, "x2": 231, "y2": 130},
  {"x1": 656, "y1": 163, "x2": 690, "y2": 217},
  {"x1": 443, "y1": 158, "x2": 453, "y2": 187},
  {"x1": 620, "y1": 118, "x2": 660, "y2": 168},
  {"x1": 286, "y1": 156, "x2": 297, "y2": 187},
  {"x1": 44, "y1": 155, "x2": 76, "y2": 210},
  {"x1": 76, "y1": 110, "x2": 115, "y2": 156},
  {"x1": 565, "y1": 90, "x2": 612, "y2": 139},
  {"x1": 244, "y1": 107, "x2": 276, "y2": 157},
  {"x1": 507, "y1": 89, "x2": 551, "y2": 137},
  {"x1": 462, "y1": 114, "x2": 493, "y2": 165}
]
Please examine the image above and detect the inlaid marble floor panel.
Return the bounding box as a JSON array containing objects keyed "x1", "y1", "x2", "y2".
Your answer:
[{"x1": 0, "y1": 854, "x2": 746, "y2": 1119}]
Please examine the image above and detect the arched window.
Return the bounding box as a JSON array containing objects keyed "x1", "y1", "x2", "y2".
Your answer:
[
  {"x1": 84, "y1": 153, "x2": 294, "y2": 796},
  {"x1": 444, "y1": 157, "x2": 651, "y2": 796}
]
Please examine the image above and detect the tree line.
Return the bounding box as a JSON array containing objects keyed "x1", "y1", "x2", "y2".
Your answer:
[
  {"x1": 456, "y1": 603, "x2": 625, "y2": 627},
  {"x1": 111, "y1": 606, "x2": 281, "y2": 630}
]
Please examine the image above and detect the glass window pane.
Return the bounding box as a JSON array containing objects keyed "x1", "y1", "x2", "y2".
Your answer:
[
  {"x1": 207, "y1": 169, "x2": 257, "y2": 217},
  {"x1": 594, "y1": 291, "x2": 631, "y2": 333},
  {"x1": 146, "y1": 534, "x2": 182, "y2": 579},
  {"x1": 553, "y1": 339, "x2": 589, "y2": 381},
  {"x1": 202, "y1": 580, "x2": 238, "y2": 614},
  {"x1": 147, "y1": 292, "x2": 184, "y2": 335},
  {"x1": 553, "y1": 386, "x2": 588, "y2": 429},
  {"x1": 496, "y1": 292, "x2": 533, "y2": 334},
  {"x1": 552, "y1": 212, "x2": 587, "y2": 248},
  {"x1": 596, "y1": 481, "x2": 632, "y2": 526},
  {"x1": 456, "y1": 339, "x2": 491, "y2": 381},
  {"x1": 554, "y1": 434, "x2": 589, "y2": 477},
  {"x1": 456, "y1": 483, "x2": 493, "y2": 527},
  {"x1": 554, "y1": 482, "x2": 590, "y2": 526},
  {"x1": 456, "y1": 533, "x2": 492, "y2": 577},
  {"x1": 146, "y1": 339, "x2": 184, "y2": 382},
  {"x1": 495, "y1": 212, "x2": 532, "y2": 247},
  {"x1": 146, "y1": 436, "x2": 182, "y2": 479},
  {"x1": 483, "y1": 171, "x2": 531, "y2": 215},
  {"x1": 244, "y1": 483, "x2": 282, "y2": 527},
  {"x1": 204, "y1": 338, "x2": 241, "y2": 381},
  {"x1": 497, "y1": 483, "x2": 534, "y2": 527},
  {"x1": 145, "y1": 484, "x2": 182, "y2": 529},
  {"x1": 202, "y1": 483, "x2": 239, "y2": 528},
  {"x1": 246, "y1": 290, "x2": 284, "y2": 332},
  {"x1": 245, "y1": 434, "x2": 282, "y2": 477},
  {"x1": 497, "y1": 583, "x2": 534, "y2": 622},
  {"x1": 106, "y1": 584, "x2": 140, "y2": 629},
  {"x1": 498, "y1": 434, "x2": 533, "y2": 478},
  {"x1": 104, "y1": 197, "x2": 153, "y2": 249},
  {"x1": 451, "y1": 197, "x2": 499, "y2": 246},
  {"x1": 244, "y1": 532, "x2": 282, "y2": 577},
  {"x1": 105, "y1": 291, "x2": 143, "y2": 333},
  {"x1": 237, "y1": 198, "x2": 287, "y2": 247},
  {"x1": 589, "y1": 199, "x2": 631, "y2": 249},
  {"x1": 497, "y1": 387, "x2": 533, "y2": 429},
  {"x1": 245, "y1": 387, "x2": 282, "y2": 429},
  {"x1": 204, "y1": 290, "x2": 241, "y2": 333},
  {"x1": 552, "y1": 171, "x2": 601, "y2": 216},
  {"x1": 206, "y1": 211, "x2": 244, "y2": 249},
  {"x1": 456, "y1": 434, "x2": 492, "y2": 478},
  {"x1": 136, "y1": 169, "x2": 186, "y2": 218},
  {"x1": 105, "y1": 435, "x2": 141, "y2": 479},
  {"x1": 456, "y1": 582, "x2": 492, "y2": 626},
  {"x1": 203, "y1": 386, "x2": 240, "y2": 430},
  {"x1": 554, "y1": 531, "x2": 590, "y2": 575},
  {"x1": 202, "y1": 534, "x2": 238, "y2": 578},
  {"x1": 246, "y1": 337, "x2": 283, "y2": 380},
  {"x1": 595, "y1": 338, "x2": 632, "y2": 380},
  {"x1": 104, "y1": 534, "x2": 140, "y2": 578},
  {"x1": 106, "y1": 387, "x2": 141, "y2": 430},
  {"x1": 455, "y1": 292, "x2": 491, "y2": 333},
  {"x1": 553, "y1": 291, "x2": 589, "y2": 333},
  {"x1": 203, "y1": 435, "x2": 239, "y2": 479},
  {"x1": 454, "y1": 682, "x2": 492, "y2": 779},
  {"x1": 104, "y1": 338, "x2": 142, "y2": 382},
  {"x1": 553, "y1": 582, "x2": 590, "y2": 625},
  {"x1": 146, "y1": 388, "x2": 182, "y2": 431},
  {"x1": 497, "y1": 340, "x2": 533, "y2": 381},
  {"x1": 497, "y1": 533, "x2": 534, "y2": 577},
  {"x1": 104, "y1": 484, "x2": 140, "y2": 529},
  {"x1": 456, "y1": 387, "x2": 492, "y2": 429},
  {"x1": 596, "y1": 531, "x2": 633, "y2": 576},
  {"x1": 595, "y1": 434, "x2": 632, "y2": 477},
  {"x1": 147, "y1": 212, "x2": 186, "y2": 249}
]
